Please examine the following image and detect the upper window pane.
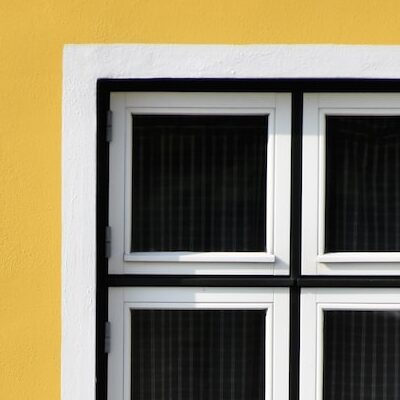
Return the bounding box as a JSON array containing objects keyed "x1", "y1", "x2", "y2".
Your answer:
[
  {"x1": 325, "y1": 116, "x2": 400, "y2": 252},
  {"x1": 131, "y1": 115, "x2": 267, "y2": 252}
]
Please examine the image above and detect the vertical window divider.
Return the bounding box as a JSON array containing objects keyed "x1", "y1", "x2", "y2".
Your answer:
[{"x1": 289, "y1": 90, "x2": 303, "y2": 400}]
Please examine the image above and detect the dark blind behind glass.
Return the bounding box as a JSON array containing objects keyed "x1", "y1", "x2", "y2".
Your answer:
[
  {"x1": 131, "y1": 115, "x2": 267, "y2": 252},
  {"x1": 325, "y1": 116, "x2": 400, "y2": 252},
  {"x1": 131, "y1": 310, "x2": 265, "y2": 400},
  {"x1": 324, "y1": 310, "x2": 400, "y2": 400}
]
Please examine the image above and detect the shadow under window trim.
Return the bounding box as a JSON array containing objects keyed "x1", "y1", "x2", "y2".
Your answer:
[{"x1": 131, "y1": 114, "x2": 268, "y2": 253}]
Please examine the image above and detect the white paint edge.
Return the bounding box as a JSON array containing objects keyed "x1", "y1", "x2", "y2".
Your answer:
[
  {"x1": 62, "y1": 44, "x2": 400, "y2": 400},
  {"x1": 123, "y1": 252, "x2": 276, "y2": 263},
  {"x1": 317, "y1": 252, "x2": 400, "y2": 263}
]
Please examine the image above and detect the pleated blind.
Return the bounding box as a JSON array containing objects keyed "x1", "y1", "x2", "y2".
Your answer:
[
  {"x1": 323, "y1": 310, "x2": 400, "y2": 400},
  {"x1": 131, "y1": 115, "x2": 267, "y2": 252},
  {"x1": 325, "y1": 116, "x2": 400, "y2": 252},
  {"x1": 131, "y1": 310, "x2": 266, "y2": 400}
]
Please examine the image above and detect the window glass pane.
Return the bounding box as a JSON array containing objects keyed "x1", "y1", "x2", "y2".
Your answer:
[
  {"x1": 131, "y1": 115, "x2": 267, "y2": 252},
  {"x1": 131, "y1": 310, "x2": 266, "y2": 400},
  {"x1": 325, "y1": 116, "x2": 400, "y2": 252},
  {"x1": 323, "y1": 310, "x2": 400, "y2": 400}
]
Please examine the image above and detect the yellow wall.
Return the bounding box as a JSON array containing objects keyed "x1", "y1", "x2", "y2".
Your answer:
[{"x1": 1, "y1": 0, "x2": 400, "y2": 398}]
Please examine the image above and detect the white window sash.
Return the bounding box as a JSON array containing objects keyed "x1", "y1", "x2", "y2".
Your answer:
[
  {"x1": 302, "y1": 93, "x2": 400, "y2": 275},
  {"x1": 108, "y1": 287, "x2": 289, "y2": 400},
  {"x1": 109, "y1": 92, "x2": 291, "y2": 275}
]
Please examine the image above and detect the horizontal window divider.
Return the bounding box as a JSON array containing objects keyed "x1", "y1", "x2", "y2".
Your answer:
[
  {"x1": 107, "y1": 275, "x2": 400, "y2": 288},
  {"x1": 124, "y1": 252, "x2": 275, "y2": 263},
  {"x1": 98, "y1": 78, "x2": 400, "y2": 94},
  {"x1": 298, "y1": 276, "x2": 400, "y2": 287},
  {"x1": 107, "y1": 275, "x2": 294, "y2": 287}
]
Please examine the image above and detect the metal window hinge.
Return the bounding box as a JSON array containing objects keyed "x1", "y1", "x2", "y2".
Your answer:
[
  {"x1": 105, "y1": 321, "x2": 111, "y2": 354},
  {"x1": 106, "y1": 110, "x2": 113, "y2": 142},
  {"x1": 105, "y1": 226, "x2": 111, "y2": 258}
]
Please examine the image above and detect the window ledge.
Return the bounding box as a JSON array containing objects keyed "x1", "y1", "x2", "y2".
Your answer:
[
  {"x1": 124, "y1": 252, "x2": 275, "y2": 263},
  {"x1": 317, "y1": 252, "x2": 400, "y2": 263}
]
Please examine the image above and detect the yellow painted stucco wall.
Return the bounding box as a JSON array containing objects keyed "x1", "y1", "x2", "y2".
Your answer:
[{"x1": 1, "y1": 0, "x2": 400, "y2": 398}]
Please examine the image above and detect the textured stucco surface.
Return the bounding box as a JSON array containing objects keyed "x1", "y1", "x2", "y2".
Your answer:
[{"x1": 2, "y1": 1, "x2": 400, "y2": 399}]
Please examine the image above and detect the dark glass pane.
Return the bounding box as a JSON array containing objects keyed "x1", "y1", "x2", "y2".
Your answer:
[
  {"x1": 131, "y1": 310, "x2": 266, "y2": 400},
  {"x1": 131, "y1": 115, "x2": 267, "y2": 252},
  {"x1": 325, "y1": 116, "x2": 400, "y2": 252},
  {"x1": 323, "y1": 310, "x2": 400, "y2": 400}
]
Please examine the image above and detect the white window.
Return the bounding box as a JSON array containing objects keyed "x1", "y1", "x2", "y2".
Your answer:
[
  {"x1": 109, "y1": 92, "x2": 291, "y2": 275},
  {"x1": 300, "y1": 288, "x2": 400, "y2": 400},
  {"x1": 108, "y1": 287, "x2": 289, "y2": 400},
  {"x1": 302, "y1": 93, "x2": 400, "y2": 275},
  {"x1": 62, "y1": 45, "x2": 400, "y2": 400}
]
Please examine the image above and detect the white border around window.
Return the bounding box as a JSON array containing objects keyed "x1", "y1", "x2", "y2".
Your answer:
[
  {"x1": 300, "y1": 288, "x2": 400, "y2": 400},
  {"x1": 108, "y1": 287, "x2": 289, "y2": 400},
  {"x1": 302, "y1": 93, "x2": 400, "y2": 275},
  {"x1": 109, "y1": 92, "x2": 291, "y2": 275},
  {"x1": 62, "y1": 44, "x2": 400, "y2": 400}
]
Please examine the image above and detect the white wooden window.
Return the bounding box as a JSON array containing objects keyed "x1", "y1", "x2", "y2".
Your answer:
[
  {"x1": 109, "y1": 92, "x2": 291, "y2": 275},
  {"x1": 62, "y1": 45, "x2": 400, "y2": 400},
  {"x1": 302, "y1": 93, "x2": 400, "y2": 275},
  {"x1": 108, "y1": 287, "x2": 289, "y2": 400},
  {"x1": 300, "y1": 288, "x2": 400, "y2": 400}
]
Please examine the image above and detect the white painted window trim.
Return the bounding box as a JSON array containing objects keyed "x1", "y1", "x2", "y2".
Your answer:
[
  {"x1": 62, "y1": 44, "x2": 400, "y2": 400},
  {"x1": 300, "y1": 288, "x2": 400, "y2": 400},
  {"x1": 109, "y1": 92, "x2": 291, "y2": 275},
  {"x1": 302, "y1": 93, "x2": 400, "y2": 275},
  {"x1": 108, "y1": 287, "x2": 289, "y2": 400}
]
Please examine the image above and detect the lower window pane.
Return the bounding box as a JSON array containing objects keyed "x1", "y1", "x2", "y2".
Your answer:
[
  {"x1": 131, "y1": 310, "x2": 266, "y2": 400},
  {"x1": 324, "y1": 310, "x2": 400, "y2": 400}
]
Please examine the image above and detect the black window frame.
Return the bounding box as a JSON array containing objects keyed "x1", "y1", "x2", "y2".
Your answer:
[{"x1": 96, "y1": 78, "x2": 400, "y2": 400}]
